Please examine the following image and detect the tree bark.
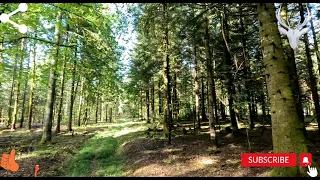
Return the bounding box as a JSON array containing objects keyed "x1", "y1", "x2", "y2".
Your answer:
[
  {"x1": 110, "y1": 107, "x2": 112, "y2": 122},
  {"x1": 146, "y1": 88, "x2": 150, "y2": 123},
  {"x1": 27, "y1": 36, "x2": 37, "y2": 130},
  {"x1": 257, "y1": 3, "x2": 310, "y2": 176},
  {"x1": 77, "y1": 78, "x2": 84, "y2": 127},
  {"x1": 19, "y1": 45, "x2": 31, "y2": 128},
  {"x1": 68, "y1": 48, "x2": 77, "y2": 130},
  {"x1": 162, "y1": 3, "x2": 172, "y2": 144},
  {"x1": 12, "y1": 38, "x2": 26, "y2": 130},
  {"x1": 56, "y1": 36, "x2": 68, "y2": 133},
  {"x1": 151, "y1": 80, "x2": 155, "y2": 123},
  {"x1": 201, "y1": 77, "x2": 207, "y2": 122},
  {"x1": 41, "y1": 11, "x2": 62, "y2": 144},
  {"x1": 281, "y1": 3, "x2": 308, "y2": 139},
  {"x1": 105, "y1": 103, "x2": 108, "y2": 122},
  {"x1": 222, "y1": 5, "x2": 239, "y2": 135},
  {"x1": 7, "y1": 55, "x2": 18, "y2": 128},
  {"x1": 203, "y1": 5, "x2": 218, "y2": 148},
  {"x1": 95, "y1": 96, "x2": 99, "y2": 124},
  {"x1": 193, "y1": 38, "x2": 200, "y2": 130}
]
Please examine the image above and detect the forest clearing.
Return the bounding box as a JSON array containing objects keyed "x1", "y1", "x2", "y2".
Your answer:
[{"x1": 1, "y1": 3, "x2": 320, "y2": 177}]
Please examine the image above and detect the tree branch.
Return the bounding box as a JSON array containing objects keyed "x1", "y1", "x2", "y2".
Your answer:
[{"x1": 3, "y1": 36, "x2": 77, "y2": 48}]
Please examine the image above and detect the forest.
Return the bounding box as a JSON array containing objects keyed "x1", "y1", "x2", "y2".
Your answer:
[{"x1": 0, "y1": 3, "x2": 319, "y2": 177}]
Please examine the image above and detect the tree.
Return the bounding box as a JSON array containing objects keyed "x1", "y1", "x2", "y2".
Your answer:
[
  {"x1": 41, "y1": 11, "x2": 62, "y2": 144},
  {"x1": 257, "y1": 3, "x2": 309, "y2": 176}
]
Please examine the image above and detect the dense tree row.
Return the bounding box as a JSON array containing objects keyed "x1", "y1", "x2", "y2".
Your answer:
[{"x1": 126, "y1": 3, "x2": 320, "y2": 176}]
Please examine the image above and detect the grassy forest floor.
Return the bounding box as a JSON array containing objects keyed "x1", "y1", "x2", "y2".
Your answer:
[{"x1": 0, "y1": 118, "x2": 320, "y2": 177}]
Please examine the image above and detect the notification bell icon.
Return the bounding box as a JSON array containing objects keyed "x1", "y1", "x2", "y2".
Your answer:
[
  {"x1": 300, "y1": 153, "x2": 312, "y2": 167},
  {"x1": 302, "y1": 157, "x2": 309, "y2": 164}
]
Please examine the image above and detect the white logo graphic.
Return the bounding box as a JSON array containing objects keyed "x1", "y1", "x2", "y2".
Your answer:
[
  {"x1": 0, "y1": 3, "x2": 28, "y2": 33},
  {"x1": 276, "y1": 5, "x2": 311, "y2": 50}
]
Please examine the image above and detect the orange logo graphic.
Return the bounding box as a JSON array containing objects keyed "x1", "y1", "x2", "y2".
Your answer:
[{"x1": 1, "y1": 149, "x2": 19, "y2": 172}]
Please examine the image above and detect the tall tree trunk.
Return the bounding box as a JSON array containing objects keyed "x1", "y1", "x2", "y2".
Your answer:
[
  {"x1": 281, "y1": 3, "x2": 308, "y2": 139},
  {"x1": 100, "y1": 102, "x2": 103, "y2": 122},
  {"x1": 220, "y1": 100, "x2": 226, "y2": 121},
  {"x1": 222, "y1": 5, "x2": 239, "y2": 135},
  {"x1": 309, "y1": 3, "x2": 320, "y2": 76},
  {"x1": 20, "y1": 44, "x2": 30, "y2": 128},
  {"x1": 203, "y1": 5, "x2": 218, "y2": 148},
  {"x1": 261, "y1": 93, "x2": 266, "y2": 125},
  {"x1": 201, "y1": 77, "x2": 207, "y2": 122},
  {"x1": 12, "y1": 38, "x2": 26, "y2": 130},
  {"x1": 41, "y1": 11, "x2": 62, "y2": 144},
  {"x1": 299, "y1": 4, "x2": 320, "y2": 133},
  {"x1": 68, "y1": 49, "x2": 77, "y2": 130},
  {"x1": 151, "y1": 80, "x2": 155, "y2": 123},
  {"x1": 77, "y1": 79, "x2": 84, "y2": 127},
  {"x1": 158, "y1": 79, "x2": 162, "y2": 116},
  {"x1": 109, "y1": 107, "x2": 112, "y2": 122},
  {"x1": 83, "y1": 95, "x2": 89, "y2": 125},
  {"x1": 173, "y1": 72, "x2": 178, "y2": 123},
  {"x1": 105, "y1": 103, "x2": 108, "y2": 122},
  {"x1": 257, "y1": 3, "x2": 310, "y2": 176},
  {"x1": 55, "y1": 56, "x2": 66, "y2": 133},
  {"x1": 146, "y1": 88, "x2": 150, "y2": 123},
  {"x1": 8, "y1": 54, "x2": 18, "y2": 128},
  {"x1": 95, "y1": 96, "x2": 99, "y2": 124},
  {"x1": 140, "y1": 90, "x2": 143, "y2": 120},
  {"x1": 162, "y1": 3, "x2": 172, "y2": 144},
  {"x1": 193, "y1": 38, "x2": 200, "y2": 130},
  {"x1": 239, "y1": 4, "x2": 254, "y2": 130},
  {"x1": 27, "y1": 36, "x2": 37, "y2": 130}
]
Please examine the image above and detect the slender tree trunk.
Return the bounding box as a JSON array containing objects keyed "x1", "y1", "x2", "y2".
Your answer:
[
  {"x1": 95, "y1": 96, "x2": 99, "y2": 124},
  {"x1": 27, "y1": 37, "x2": 37, "y2": 130},
  {"x1": 8, "y1": 54, "x2": 18, "y2": 128},
  {"x1": 261, "y1": 93, "x2": 266, "y2": 125},
  {"x1": 20, "y1": 44, "x2": 31, "y2": 128},
  {"x1": 162, "y1": 3, "x2": 172, "y2": 144},
  {"x1": 239, "y1": 5, "x2": 254, "y2": 130},
  {"x1": 56, "y1": 36, "x2": 69, "y2": 133},
  {"x1": 299, "y1": 4, "x2": 320, "y2": 133},
  {"x1": 110, "y1": 107, "x2": 112, "y2": 122},
  {"x1": 203, "y1": 5, "x2": 217, "y2": 147},
  {"x1": 158, "y1": 79, "x2": 162, "y2": 116},
  {"x1": 222, "y1": 5, "x2": 239, "y2": 135},
  {"x1": 151, "y1": 80, "x2": 155, "y2": 123},
  {"x1": 193, "y1": 39, "x2": 200, "y2": 130},
  {"x1": 77, "y1": 79, "x2": 84, "y2": 127},
  {"x1": 83, "y1": 96, "x2": 89, "y2": 125},
  {"x1": 201, "y1": 77, "x2": 207, "y2": 122},
  {"x1": 12, "y1": 38, "x2": 26, "y2": 130},
  {"x1": 140, "y1": 90, "x2": 143, "y2": 120},
  {"x1": 309, "y1": 3, "x2": 320, "y2": 77},
  {"x1": 257, "y1": 3, "x2": 310, "y2": 176},
  {"x1": 41, "y1": 11, "x2": 62, "y2": 144},
  {"x1": 173, "y1": 73, "x2": 178, "y2": 123},
  {"x1": 146, "y1": 88, "x2": 150, "y2": 123},
  {"x1": 68, "y1": 49, "x2": 77, "y2": 130},
  {"x1": 105, "y1": 103, "x2": 108, "y2": 122}
]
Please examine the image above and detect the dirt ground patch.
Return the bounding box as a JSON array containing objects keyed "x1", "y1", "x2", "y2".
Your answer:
[{"x1": 122, "y1": 125, "x2": 320, "y2": 177}]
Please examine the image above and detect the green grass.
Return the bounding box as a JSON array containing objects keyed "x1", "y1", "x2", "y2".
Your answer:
[{"x1": 65, "y1": 119, "x2": 146, "y2": 177}]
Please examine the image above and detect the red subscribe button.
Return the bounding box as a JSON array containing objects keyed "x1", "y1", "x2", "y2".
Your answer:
[{"x1": 242, "y1": 153, "x2": 296, "y2": 167}]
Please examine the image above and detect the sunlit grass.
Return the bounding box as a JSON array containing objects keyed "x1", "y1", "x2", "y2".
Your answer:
[{"x1": 65, "y1": 119, "x2": 146, "y2": 177}]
